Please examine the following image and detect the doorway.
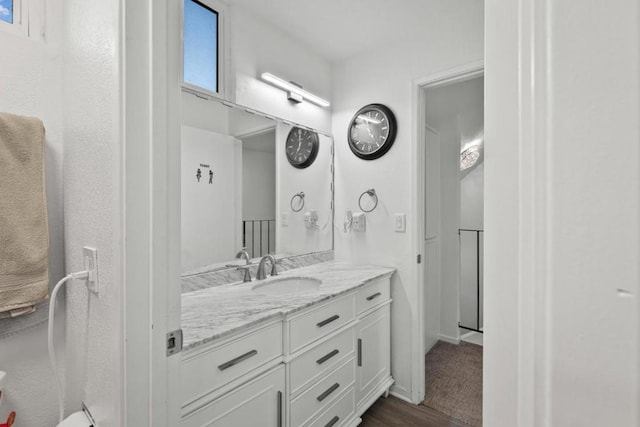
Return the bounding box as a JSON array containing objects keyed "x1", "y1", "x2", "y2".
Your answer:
[{"x1": 416, "y1": 65, "x2": 484, "y2": 426}]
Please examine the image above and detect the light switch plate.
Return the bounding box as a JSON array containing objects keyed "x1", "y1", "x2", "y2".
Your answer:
[
  {"x1": 281, "y1": 212, "x2": 290, "y2": 227},
  {"x1": 394, "y1": 213, "x2": 406, "y2": 232}
]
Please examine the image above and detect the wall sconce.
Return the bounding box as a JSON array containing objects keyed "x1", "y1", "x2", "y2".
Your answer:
[{"x1": 260, "y1": 72, "x2": 331, "y2": 108}]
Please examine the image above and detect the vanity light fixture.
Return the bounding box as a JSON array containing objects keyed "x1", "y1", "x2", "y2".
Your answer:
[{"x1": 260, "y1": 72, "x2": 331, "y2": 108}]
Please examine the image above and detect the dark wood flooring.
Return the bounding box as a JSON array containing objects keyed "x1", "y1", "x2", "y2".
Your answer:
[
  {"x1": 360, "y1": 395, "x2": 468, "y2": 427},
  {"x1": 360, "y1": 340, "x2": 483, "y2": 426}
]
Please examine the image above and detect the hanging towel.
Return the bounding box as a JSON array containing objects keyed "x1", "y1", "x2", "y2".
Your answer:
[{"x1": 0, "y1": 112, "x2": 49, "y2": 317}]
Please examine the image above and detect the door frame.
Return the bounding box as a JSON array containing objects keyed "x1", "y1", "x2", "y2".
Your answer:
[
  {"x1": 122, "y1": 0, "x2": 182, "y2": 425},
  {"x1": 410, "y1": 61, "x2": 484, "y2": 403}
]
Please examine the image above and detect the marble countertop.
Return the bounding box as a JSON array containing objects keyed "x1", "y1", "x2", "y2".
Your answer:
[{"x1": 181, "y1": 261, "x2": 395, "y2": 352}]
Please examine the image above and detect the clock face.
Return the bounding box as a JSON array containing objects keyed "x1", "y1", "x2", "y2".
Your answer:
[
  {"x1": 285, "y1": 127, "x2": 319, "y2": 169},
  {"x1": 347, "y1": 104, "x2": 397, "y2": 160}
]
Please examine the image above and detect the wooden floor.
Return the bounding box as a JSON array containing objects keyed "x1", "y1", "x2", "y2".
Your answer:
[
  {"x1": 360, "y1": 340, "x2": 483, "y2": 426},
  {"x1": 359, "y1": 395, "x2": 468, "y2": 427}
]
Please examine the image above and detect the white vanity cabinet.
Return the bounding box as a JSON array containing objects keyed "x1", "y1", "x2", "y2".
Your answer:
[
  {"x1": 182, "y1": 364, "x2": 285, "y2": 427},
  {"x1": 180, "y1": 273, "x2": 393, "y2": 427},
  {"x1": 285, "y1": 293, "x2": 358, "y2": 427},
  {"x1": 355, "y1": 305, "x2": 391, "y2": 414}
]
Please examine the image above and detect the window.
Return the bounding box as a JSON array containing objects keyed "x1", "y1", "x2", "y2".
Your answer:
[
  {"x1": 0, "y1": 0, "x2": 44, "y2": 41},
  {"x1": 183, "y1": 0, "x2": 220, "y2": 94},
  {"x1": 0, "y1": 0, "x2": 13, "y2": 24}
]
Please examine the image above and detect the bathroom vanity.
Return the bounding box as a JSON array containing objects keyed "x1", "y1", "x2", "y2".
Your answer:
[{"x1": 179, "y1": 262, "x2": 394, "y2": 427}]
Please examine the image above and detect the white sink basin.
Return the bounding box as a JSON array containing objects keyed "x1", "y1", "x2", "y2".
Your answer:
[{"x1": 252, "y1": 277, "x2": 322, "y2": 296}]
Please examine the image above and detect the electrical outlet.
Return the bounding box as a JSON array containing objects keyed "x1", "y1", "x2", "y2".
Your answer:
[
  {"x1": 83, "y1": 247, "x2": 99, "y2": 295},
  {"x1": 394, "y1": 213, "x2": 406, "y2": 232},
  {"x1": 352, "y1": 212, "x2": 366, "y2": 232}
]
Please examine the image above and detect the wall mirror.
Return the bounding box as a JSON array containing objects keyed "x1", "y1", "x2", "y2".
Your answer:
[{"x1": 181, "y1": 94, "x2": 334, "y2": 274}]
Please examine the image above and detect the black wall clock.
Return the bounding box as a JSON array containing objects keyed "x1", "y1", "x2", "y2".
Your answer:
[
  {"x1": 347, "y1": 103, "x2": 397, "y2": 160},
  {"x1": 285, "y1": 127, "x2": 319, "y2": 169}
]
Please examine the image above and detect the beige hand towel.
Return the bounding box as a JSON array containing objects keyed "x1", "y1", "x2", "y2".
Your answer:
[{"x1": 0, "y1": 112, "x2": 49, "y2": 316}]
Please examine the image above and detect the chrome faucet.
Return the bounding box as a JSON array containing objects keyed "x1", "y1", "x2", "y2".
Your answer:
[
  {"x1": 256, "y1": 254, "x2": 278, "y2": 280},
  {"x1": 235, "y1": 249, "x2": 251, "y2": 265}
]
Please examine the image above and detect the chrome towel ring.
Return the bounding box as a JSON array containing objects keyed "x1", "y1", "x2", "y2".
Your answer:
[
  {"x1": 358, "y1": 188, "x2": 378, "y2": 213},
  {"x1": 290, "y1": 192, "x2": 305, "y2": 212}
]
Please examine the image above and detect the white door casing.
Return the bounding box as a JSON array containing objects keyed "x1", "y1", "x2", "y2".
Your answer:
[{"x1": 123, "y1": 0, "x2": 182, "y2": 425}]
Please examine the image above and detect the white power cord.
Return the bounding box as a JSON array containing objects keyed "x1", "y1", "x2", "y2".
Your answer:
[{"x1": 48, "y1": 271, "x2": 89, "y2": 424}]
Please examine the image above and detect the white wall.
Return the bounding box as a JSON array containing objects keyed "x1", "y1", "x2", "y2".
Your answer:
[
  {"x1": 332, "y1": 0, "x2": 484, "y2": 401},
  {"x1": 229, "y1": 5, "x2": 332, "y2": 133},
  {"x1": 242, "y1": 131, "x2": 276, "y2": 221},
  {"x1": 62, "y1": 0, "x2": 122, "y2": 425},
  {"x1": 0, "y1": 2, "x2": 65, "y2": 425},
  {"x1": 181, "y1": 127, "x2": 243, "y2": 271},
  {"x1": 485, "y1": 0, "x2": 639, "y2": 424}
]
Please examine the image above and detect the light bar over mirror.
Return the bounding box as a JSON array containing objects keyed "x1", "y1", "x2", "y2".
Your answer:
[{"x1": 261, "y1": 72, "x2": 331, "y2": 108}]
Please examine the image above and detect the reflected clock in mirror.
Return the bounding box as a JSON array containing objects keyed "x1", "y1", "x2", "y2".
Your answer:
[
  {"x1": 285, "y1": 127, "x2": 319, "y2": 169},
  {"x1": 347, "y1": 103, "x2": 397, "y2": 160}
]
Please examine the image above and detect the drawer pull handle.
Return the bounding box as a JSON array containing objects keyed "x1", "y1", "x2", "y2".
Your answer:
[
  {"x1": 218, "y1": 349, "x2": 258, "y2": 371},
  {"x1": 316, "y1": 349, "x2": 339, "y2": 365},
  {"x1": 366, "y1": 292, "x2": 382, "y2": 301},
  {"x1": 317, "y1": 315, "x2": 340, "y2": 328},
  {"x1": 325, "y1": 416, "x2": 340, "y2": 427},
  {"x1": 317, "y1": 382, "x2": 340, "y2": 402},
  {"x1": 357, "y1": 338, "x2": 362, "y2": 367}
]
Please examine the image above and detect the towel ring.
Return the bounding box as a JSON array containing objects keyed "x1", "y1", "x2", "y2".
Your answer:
[
  {"x1": 290, "y1": 192, "x2": 305, "y2": 212},
  {"x1": 358, "y1": 188, "x2": 378, "y2": 213}
]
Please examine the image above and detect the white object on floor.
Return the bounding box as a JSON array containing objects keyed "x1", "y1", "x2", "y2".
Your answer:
[
  {"x1": 461, "y1": 331, "x2": 483, "y2": 346},
  {"x1": 56, "y1": 411, "x2": 92, "y2": 427}
]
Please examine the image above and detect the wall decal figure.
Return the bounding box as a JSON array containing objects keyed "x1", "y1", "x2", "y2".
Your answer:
[
  {"x1": 196, "y1": 168, "x2": 202, "y2": 182},
  {"x1": 209, "y1": 169, "x2": 213, "y2": 184}
]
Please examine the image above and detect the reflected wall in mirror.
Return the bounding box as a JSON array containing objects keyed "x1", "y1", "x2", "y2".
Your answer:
[{"x1": 181, "y1": 94, "x2": 333, "y2": 274}]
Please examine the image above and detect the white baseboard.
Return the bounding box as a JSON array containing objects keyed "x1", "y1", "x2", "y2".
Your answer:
[
  {"x1": 389, "y1": 388, "x2": 415, "y2": 404},
  {"x1": 438, "y1": 333, "x2": 460, "y2": 345}
]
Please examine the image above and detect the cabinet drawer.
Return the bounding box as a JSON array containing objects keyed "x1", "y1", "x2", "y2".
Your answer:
[
  {"x1": 289, "y1": 296, "x2": 354, "y2": 353},
  {"x1": 290, "y1": 327, "x2": 355, "y2": 395},
  {"x1": 181, "y1": 322, "x2": 283, "y2": 407},
  {"x1": 181, "y1": 364, "x2": 285, "y2": 427},
  {"x1": 291, "y1": 358, "x2": 355, "y2": 427},
  {"x1": 308, "y1": 387, "x2": 355, "y2": 427},
  {"x1": 355, "y1": 277, "x2": 390, "y2": 315}
]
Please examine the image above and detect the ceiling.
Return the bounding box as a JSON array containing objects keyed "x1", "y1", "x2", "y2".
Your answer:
[{"x1": 225, "y1": 0, "x2": 458, "y2": 62}]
